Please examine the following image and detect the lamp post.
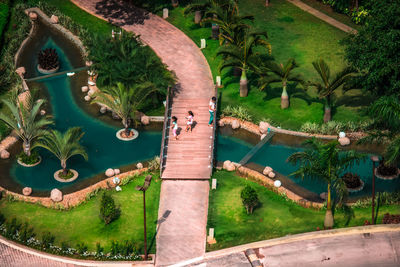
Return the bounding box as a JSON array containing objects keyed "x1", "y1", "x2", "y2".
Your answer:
[
  {"x1": 370, "y1": 155, "x2": 379, "y2": 224},
  {"x1": 136, "y1": 175, "x2": 152, "y2": 260}
]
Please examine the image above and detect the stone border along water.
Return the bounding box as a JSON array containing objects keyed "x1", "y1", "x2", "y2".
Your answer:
[
  {"x1": 53, "y1": 169, "x2": 79, "y2": 183},
  {"x1": 16, "y1": 156, "x2": 42, "y2": 167},
  {"x1": 0, "y1": 168, "x2": 148, "y2": 209}
]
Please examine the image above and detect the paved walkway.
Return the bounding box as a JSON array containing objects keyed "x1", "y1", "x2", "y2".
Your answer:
[
  {"x1": 287, "y1": 0, "x2": 357, "y2": 34},
  {"x1": 71, "y1": 0, "x2": 214, "y2": 265}
]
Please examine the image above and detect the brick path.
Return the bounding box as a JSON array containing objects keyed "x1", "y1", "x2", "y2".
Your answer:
[
  {"x1": 287, "y1": 0, "x2": 357, "y2": 34},
  {"x1": 70, "y1": 1, "x2": 214, "y2": 265}
]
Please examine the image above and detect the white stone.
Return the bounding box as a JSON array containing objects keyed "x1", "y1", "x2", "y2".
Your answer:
[
  {"x1": 87, "y1": 89, "x2": 95, "y2": 97},
  {"x1": 163, "y1": 8, "x2": 169, "y2": 19},
  {"x1": 29, "y1": 12, "x2": 37, "y2": 20},
  {"x1": 40, "y1": 109, "x2": 46, "y2": 116},
  {"x1": 105, "y1": 168, "x2": 115, "y2": 177},
  {"x1": 50, "y1": 188, "x2": 62, "y2": 202},
  {"x1": 136, "y1": 162, "x2": 143, "y2": 169},
  {"x1": 231, "y1": 120, "x2": 240, "y2": 129},
  {"x1": 208, "y1": 228, "x2": 214, "y2": 239},
  {"x1": 81, "y1": 86, "x2": 89, "y2": 93},
  {"x1": 339, "y1": 132, "x2": 346, "y2": 138},
  {"x1": 141, "y1": 115, "x2": 150, "y2": 125},
  {"x1": 338, "y1": 137, "x2": 350, "y2": 146},
  {"x1": 114, "y1": 169, "x2": 120, "y2": 175},
  {"x1": 216, "y1": 76, "x2": 221, "y2": 86},
  {"x1": 22, "y1": 187, "x2": 32, "y2": 196},
  {"x1": 0, "y1": 150, "x2": 10, "y2": 159},
  {"x1": 84, "y1": 95, "x2": 91, "y2": 101},
  {"x1": 211, "y1": 178, "x2": 217, "y2": 189},
  {"x1": 15, "y1": 67, "x2": 26, "y2": 77},
  {"x1": 274, "y1": 180, "x2": 281, "y2": 188},
  {"x1": 50, "y1": 15, "x2": 59, "y2": 24},
  {"x1": 113, "y1": 176, "x2": 120, "y2": 184},
  {"x1": 88, "y1": 81, "x2": 95, "y2": 86},
  {"x1": 226, "y1": 162, "x2": 235, "y2": 171},
  {"x1": 223, "y1": 160, "x2": 231, "y2": 169},
  {"x1": 218, "y1": 120, "x2": 224, "y2": 127},
  {"x1": 268, "y1": 172, "x2": 276, "y2": 178},
  {"x1": 115, "y1": 186, "x2": 122, "y2": 191},
  {"x1": 261, "y1": 134, "x2": 267, "y2": 140},
  {"x1": 263, "y1": 166, "x2": 273, "y2": 176},
  {"x1": 100, "y1": 106, "x2": 107, "y2": 114},
  {"x1": 259, "y1": 121, "x2": 270, "y2": 134}
]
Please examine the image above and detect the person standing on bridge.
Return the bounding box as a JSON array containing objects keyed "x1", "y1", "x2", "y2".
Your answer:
[
  {"x1": 208, "y1": 97, "x2": 216, "y2": 127},
  {"x1": 171, "y1": 116, "x2": 179, "y2": 140}
]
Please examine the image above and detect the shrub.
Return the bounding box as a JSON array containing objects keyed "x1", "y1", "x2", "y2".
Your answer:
[
  {"x1": 5, "y1": 218, "x2": 21, "y2": 238},
  {"x1": 41, "y1": 232, "x2": 55, "y2": 249},
  {"x1": 148, "y1": 156, "x2": 160, "y2": 171},
  {"x1": 0, "y1": 213, "x2": 5, "y2": 225},
  {"x1": 96, "y1": 242, "x2": 104, "y2": 256},
  {"x1": 18, "y1": 150, "x2": 40, "y2": 165},
  {"x1": 240, "y1": 185, "x2": 259, "y2": 214},
  {"x1": 76, "y1": 242, "x2": 88, "y2": 254},
  {"x1": 19, "y1": 222, "x2": 35, "y2": 242},
  {"x1": 99, "y1": 192, "x2": 120, "y2": 224},
  {"x1": 222, "y1": 105, "x2": 252, "y2": 121}
]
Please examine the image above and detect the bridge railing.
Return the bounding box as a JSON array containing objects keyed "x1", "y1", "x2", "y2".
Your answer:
[
  {"x1": 159, "y1": 87, "x2": 172, "y2": 177},
  {"x1": 209, "y1": 85, "x2": 218, "y2": 176}
]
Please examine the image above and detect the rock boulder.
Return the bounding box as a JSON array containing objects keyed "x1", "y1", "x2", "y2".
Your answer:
[
  {"x1": 268, "y1": 172, "x2": 276, "y2": 178},
  {"x1": 223, "y1": 160, "x2": 235, "y2": 171},
  {"x1": 114, "y1": 169, "x2": 120, "y2": 175},
  {"x1": 29, "y1": 12, "x2": 37, "y2": 21},
  {"x1": 136, "y1": 162, "x2": 143, "y2": 169},
  {"x1": 81, "y1": 86, "x2": 89, "y2": 93},
  {"x1": 50, "y1": 189, "x2": 62, "y2": 202},
  {"x1": 218, "y1": 120, "x2": 225, "y2": 127},
  {"x1": 231, "y1": 120, "x2": 240, "y2": 129},
  {"x1": 141, "y1": 115, "x2": 150, "y2": 125},
  {"x1": 100, "y1": 106, "x2": 107, "y2": 114},
  {"x1": 0, "y1": 150, "x2": 10, "y2": 159},
  {"x1": 22, "y1": 187, "x2": 32, "y2": 196},
  {"x1": 338, "y1": 137, "x2": 350, "y2": 146},
  {"x1": 259, "y1": 121, "x2": 270, "y2": 134},
  {"x1": 105, "y1": 168, "x2": 115, "y2": 177},
  {"x1": 84, "y1": 95, "x2": 91, "y2": 102},
  {"x1": 50, "y1": 15, "x2": 59, "y2": 24},
  {"x1": 263, "y1": 166, "x2": 273, "y2": 176}
]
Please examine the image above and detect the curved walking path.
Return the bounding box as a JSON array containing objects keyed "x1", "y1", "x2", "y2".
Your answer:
[
  {"x1": 71, "y1": 1, "x2": 214, "y2": 266},
  {"x1": 287, "y1": 0, "x2": 357, "y2": 34}
]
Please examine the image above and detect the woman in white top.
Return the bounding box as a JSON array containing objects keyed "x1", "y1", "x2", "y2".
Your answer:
[{"x1": 208, "y1": 97, "x2": 216, "y2": 127}]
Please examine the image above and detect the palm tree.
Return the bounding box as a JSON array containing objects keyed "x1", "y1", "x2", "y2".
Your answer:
[
  {"x1": 217, "y1": 30, "x2": 271, "y2": 97},
  {"x1": 92, "y1": 82, "x2": 159, "y2": 136},
  {"x1": 200, "y1": 2, "x2": 253, "y2": 45},
  {"x1": 184, "y1": 0, "x2": 238, "y2": 24},
  {"x1": 257, "y1": 58, "x2": 305, "y2": 109},
  {"x1": 310, "y1": 59, "x2": 357, "y2": 122},
  {"x1": 0, "y1": 89, "x2": 52, "y2": 157},
  {"x1": 35, "y1": 127, "x2": 88, "y2": 176},
  {"x1": 287, "y1": 138, "x2": 366, "y2": 228}
]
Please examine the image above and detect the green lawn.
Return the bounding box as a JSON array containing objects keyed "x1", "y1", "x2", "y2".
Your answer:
[
  {"x1": 166, "y1": 0, "x2": 370, "y2": 129},
  {"x1": 0, "y1": 173, "x2": 161, "y2": 253},
  {"x1": 207, "y1": 171, "x2": 400, "y2": 251}
]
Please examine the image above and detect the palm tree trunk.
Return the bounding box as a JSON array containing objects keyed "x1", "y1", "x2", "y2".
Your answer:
[
  {"x1": 194, "y1": 11, "x2": 202, "y2": 24},
  {"x1": 240, "y1": 69, "x2": 248, "y2": 97},
  {"x1": 324, "y1": 183, "x2": 334, "y2": 229},
  {"x1": 171, "y1": 0, "x2": 178, "y2": 7},
  {"x1": 281, "y1": 82, "x2": 289, "y2": 109},
  {"x1": 122, "y1": 118, "x2": 130, "y2": 136},
  {"x1": 323, "y1": 95, "x2": 332, "y2": 122},
  {"x1": 61, "y1": 160, "x2": 68, "y2": 176},
  {"x1": 23, "y1": 141, "x2": 31, "y2": 156},
  {"x1": 265, "y1": 0, "x2": 269, "y2": 6}
]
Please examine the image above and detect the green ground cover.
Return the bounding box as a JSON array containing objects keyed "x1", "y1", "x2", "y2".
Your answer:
[
  {"x1": 167, "y1": 0, "x2": 370, "y2": 129},
  {"x1": 0, "y1": 173, "x2": 161, "y2": 253},
  {"x1": 207, "y1": 171, "x2": 400, "y2": 251},
  {"x1": 0, "y1": 0, "x2": 9, "y2": 41}
]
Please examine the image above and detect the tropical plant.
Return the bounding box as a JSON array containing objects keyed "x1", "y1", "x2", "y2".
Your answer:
[
  {"x1": 217, "y1": 29, "x2": 271, "y2": 97},
  {"x1": 34, "y1": 127, "x2": 88, "y2": 175},
  {"x1": 92, "y1": 82, "x2": 159, "y2": 136},
  {"x1": 287, "y1": 138, "x2": 366, "y2": 228},
  {"x1": 38, "y1": 48, "x2": 59, "y2": 70},
  {"x1": 200, "y1": 1, "x2": 254, "y2": 45},
  {"x1": 309, "y1": 59, "x2": 357, "y2": 122},
  {"x1": 257, "y1": 58, "x2": 305, "y2": 109},
  {"x1": 222, "y1": 105, "x2": 252, "y2": 121},
  {"x1": 184, "y1": 0, "x2": 238, "y2": 24},
  {"x1": 0, "y1": 89, "x2": 52, "y2": 157}
]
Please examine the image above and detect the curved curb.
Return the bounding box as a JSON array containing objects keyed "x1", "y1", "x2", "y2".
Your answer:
[
  {"x1": 0, "y1": 235, "x2": 154, "y2": 266},
  {"x1": 37, "y1": 64, "x2": 60, "y2": 75},
  {"x1": 53, "y1": 169, "x2": 79, "y2": 183},
  {"x1": 374, "y1": 168, "x2": 400, "y2": 180},
  {"x1": 116, "y1": 129, "x2": 139, "y2": 141},
  {"x1": 17, "y1": 156, "x2": 42, "y2": 167},
  {"x1": 347, "y1": 179, "x2": 365, "y2": 193}
]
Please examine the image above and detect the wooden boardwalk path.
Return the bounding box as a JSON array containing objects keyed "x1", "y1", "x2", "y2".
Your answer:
[{"x1": 71, "y1": 1, "x2": 215, "y2": 265}]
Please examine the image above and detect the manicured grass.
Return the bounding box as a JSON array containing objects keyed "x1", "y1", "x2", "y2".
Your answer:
[
  {"x1": 207, "y1": 171, "x2": 400, "y2": 251},
  {"x1": 167, "y1": 0, "x2": 369, "y2": 129},
  {"x1": 0, "y1": 173, "x2": 161, "y2": 253}
]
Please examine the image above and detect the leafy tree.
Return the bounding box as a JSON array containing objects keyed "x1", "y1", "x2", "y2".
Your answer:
[
  {"x1": 309, "y1": 59, "x2": 357, "y2": 122},
  {"x1": 92, "y1": 82, "x2": 158, "y2": 136},
  {"x1": 0, "y1": 89, "x2": 52, "y2": 156},
  {"x1": 342, "y1": 0, "x2": 400, "y2": 96},
  {"x1": 217, "y1": 29, "x2": 271, "y2": 97},
  {"x1": 240, "y1": 185, "x2": 259, "y2": 214},
  {"x1": 257, "y1": 58, "x2": 305, "y2": 109},
  {"x1": 287, "y1": 138, "x2": 366, "y2": 228},
  {"x1": 35, "y1": 127, "x2": 88, "y2": 175},
  {"x1": 100, "y1": 192, "x2": 120, "y2": 225}
]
